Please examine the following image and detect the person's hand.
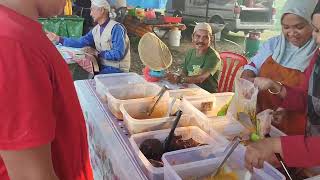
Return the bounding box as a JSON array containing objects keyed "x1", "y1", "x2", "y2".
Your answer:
[
  {"x1": 83, "y1": 47, "x2": 99, "y2": 56},
  {"x1": 46, "y1": 32, "x2": 60, "y2": 43},
  {"x1": 272, "y1": 107, "x2": 287, "y2": 125},
  {"x1": 165, "y1": 73, "x2": 180, "y2": 84},
  {"x1": 253, "y1": 77, "x2": 276, "y2": 91},
  {"x1": 245, "y1": 137, "x2": 281, "y2": 171},
  {"x1": 241, "y1": 70, "x2": 256, "y2": 80}
]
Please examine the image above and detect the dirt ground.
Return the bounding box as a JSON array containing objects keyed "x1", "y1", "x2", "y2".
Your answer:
[{"x1": 129, "y1": 33, "x2": 245, "y2": 75}]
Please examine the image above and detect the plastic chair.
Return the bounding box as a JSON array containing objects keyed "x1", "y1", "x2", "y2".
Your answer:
[{"x1": 218, "y1": 52, "x2": 248, "y2": 92}]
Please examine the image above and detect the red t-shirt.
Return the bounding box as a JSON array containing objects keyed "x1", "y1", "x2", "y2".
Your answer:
[
  {"x1": 0, "y1": 5, "x2": 93, "y2": 180},
  {"x1": 280, "y1": 50, "x2": 320, "y2": 167}
]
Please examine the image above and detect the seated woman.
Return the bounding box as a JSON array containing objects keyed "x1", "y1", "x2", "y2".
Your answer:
[
  {"x1": 245, "y1": 3, "x2": 320, "y2": 173},
  {"x1": 241, "y1": 0, "x2": 318, "y2": 135}
]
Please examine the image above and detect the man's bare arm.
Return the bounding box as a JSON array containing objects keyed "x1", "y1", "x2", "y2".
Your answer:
[
  {"x1": 0, "y1": 144, "x2": 58, "y2": 180},
  {"x1": 183, "y1": 70, "x2": 211, "y2": 84}
]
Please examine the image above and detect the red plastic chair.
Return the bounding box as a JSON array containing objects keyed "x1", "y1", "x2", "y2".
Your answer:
[{"x1": 218, "y1": 52, "x2": 248, "y2": 92}]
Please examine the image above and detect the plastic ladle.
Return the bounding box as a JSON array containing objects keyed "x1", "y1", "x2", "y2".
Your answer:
[
  {"x1": 163, "y1": 110, "x2": 183, "y2": 152},
  {"x1": 147, "y1": 85, "x2": 169, "y2": 116},
  {"x1": 211, "y1": 136, "x2": 241, "y2": 177}
]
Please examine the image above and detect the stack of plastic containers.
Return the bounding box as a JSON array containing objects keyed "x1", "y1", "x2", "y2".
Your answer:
[
  {"x1": 162, "y1": 144, "x2": 285, "y2": 180},
  {"x1": 129, "y1": 126, "x2": 228, "y2": 180}
]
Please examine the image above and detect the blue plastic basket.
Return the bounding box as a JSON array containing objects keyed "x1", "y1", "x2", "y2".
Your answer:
[{"x1": 127, "y1": 0, "x2": 167, "y2": 9}]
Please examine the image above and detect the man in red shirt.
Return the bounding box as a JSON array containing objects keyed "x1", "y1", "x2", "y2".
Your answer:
[{"x1": 0, "y1": 0, "x2": 93, "y2": 179}]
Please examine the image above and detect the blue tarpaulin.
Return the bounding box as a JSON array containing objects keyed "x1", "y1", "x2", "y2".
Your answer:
[
  {"x1": 107, "y1": 0, "x2": 126, "y2": 8},
  {"x1": 127, "y1": 0, "x2": 168, "y2": 9}
]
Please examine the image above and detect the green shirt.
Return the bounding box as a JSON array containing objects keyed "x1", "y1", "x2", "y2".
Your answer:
[{"x1": 183, "y1": 47, "x2": 221, "y2": 93}]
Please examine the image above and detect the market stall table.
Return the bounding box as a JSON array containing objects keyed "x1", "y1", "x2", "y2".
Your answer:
[
  {"x1": 75, "y1": 75, "x2": 316, "y2": 180},
  {"x1": 75, "y1": 76, "x2": 202, "y2": 179},
  {"x1": 56, "y1": 45, "x2": 99, "y2": 80}
]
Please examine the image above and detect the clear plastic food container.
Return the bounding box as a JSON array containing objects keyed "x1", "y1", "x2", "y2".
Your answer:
[
  {"x1": 94, "y1": 73, "x2": 145, "y2": 101},
  {"x1": 205, "y1": 116, "x2": 286, "y2": 142},
  {"x1": 129, "y1": 126, "x2": 228, "y2": 180},
  {"x1": 121, "y1": 97, "x2": 197, "y2": 134},
  {"x1": 106, "y1": 82, "x2": 163, "y2": 119},
  {"x1": 182, "y1": 93, "x2": 234, "y2": 130},
  {"x1": 162, "y1": 144, "x2": 285, "y2": 180},
  {"x1": 182, "y1": 92, "x2": 286, "y2": 142},
  {"x1": 167, "y1": 88, "x2": 210, "y2": 99}
]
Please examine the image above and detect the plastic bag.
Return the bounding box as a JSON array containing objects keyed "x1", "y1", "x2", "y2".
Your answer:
[
  {"x1": 256, "y1": 109, "x2": 273, "y2": 137},
  {"x1": 227, "y1": 78, "x2": 259, "y2": 131},
  {"x1": 217, "y1": 100, "x2": 231, "y2": 116}
]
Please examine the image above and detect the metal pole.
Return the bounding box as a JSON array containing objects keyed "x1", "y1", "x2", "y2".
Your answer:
[{"x1": 205, "y1": 0, "x2": 209, "y2": 22}]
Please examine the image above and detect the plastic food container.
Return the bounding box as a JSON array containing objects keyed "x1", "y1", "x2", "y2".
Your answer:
[
  {"x1": 167, "y1": 88, "x2": 210, "y2": 99},
  {"x1": 106, "y1": 83, "x2": 162, "y2": 119},
  {"x1": 121, "y1": 97, "x2": 178, "y2": 120},
  {"x1": 120, "y1": 97, "x2": 186, "y2": 133},
  {"x1": 182, "y1": 92, "x2": 286, "y2": 141},
  {"x1": 162, "y1": 144, "x2": 285, "y2": 180},
  {"x1": 205, "y1": 116, "x2": 248, "y2": 140},
  {"x1": 204, "y1": 117, "x2": 286, "y2": 143},
  {"x1": 129, "y1": 126, "x2": 228, "y2": 180},
  {"x1": 204, "y1": 116, "x2": 286, "y2": 141},
  {"x1": 182, "y1": 93, "x2": 234, "y2": 129},
  {"x1": 94, "y1": 73, "x2": 145, "y2": 101}
]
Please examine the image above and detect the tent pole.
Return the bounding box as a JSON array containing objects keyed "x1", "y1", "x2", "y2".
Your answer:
[{"x1": 205, "y1": 0, "x2": 209, "y2": 22}]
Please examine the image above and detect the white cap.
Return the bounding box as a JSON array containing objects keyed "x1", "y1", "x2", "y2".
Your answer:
[
  {"x1": 194, "y1": 22, "x2": 212, "y2": 35},
  {"x1": 91, "y1": 0, "x2": 110, "y2": 11}
]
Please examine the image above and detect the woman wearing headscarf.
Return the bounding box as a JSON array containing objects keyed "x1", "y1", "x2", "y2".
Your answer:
[
  {"x1": 245, "y1": 1, "x2": 320, "y2": 173},
  {"x1": 241, "y1": 0, "x2": 318, "y2": 135}
]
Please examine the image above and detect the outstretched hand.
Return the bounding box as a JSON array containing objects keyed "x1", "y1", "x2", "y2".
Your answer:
[
  {"x1": 83, "y1": 47, "x2": 99, "y2": 56},
  {"x1": 46, "y1": 32, "x2": 60, "y2": 43},
  {"x1": 253, "y1": 77, "x2": 276, "y2": 91},
  {"x1": 245, "y1": 137, "x2": 281, "y2": 171},
  {"x1": 165, "y1": 73, "x2": 180, "y2": 84}
]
